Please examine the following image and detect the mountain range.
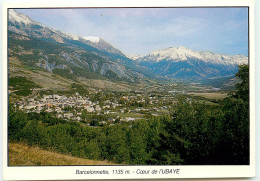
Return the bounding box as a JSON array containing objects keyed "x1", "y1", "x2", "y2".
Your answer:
[
  {"x1": 134, "y1": 46, "x2": 247, "y2": 79},
  {"x1": 8, "y1": 9, "x2": 248, "y2": 90},
  {"x1": 8, "y1": 9, "x2": 150, "y2": 84}
]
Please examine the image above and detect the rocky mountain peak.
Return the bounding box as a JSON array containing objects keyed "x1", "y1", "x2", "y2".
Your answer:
[
  {"x1": 141, "y1": 46, "x2": 248, "y2": 65},
  {"x1": 9, "y1": 9, "x2": 39, "y2": 26}
]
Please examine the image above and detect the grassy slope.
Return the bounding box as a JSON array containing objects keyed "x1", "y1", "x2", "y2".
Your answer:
[
  {"x1": 9, "y1": 57, "x2": 73, "y2": 90},
  {"x1": 9, "y1": 143, "x2": 116, "y2": 166},
  {"x1": 9, "y1": 56, "x2": 136, "y2": 92}
]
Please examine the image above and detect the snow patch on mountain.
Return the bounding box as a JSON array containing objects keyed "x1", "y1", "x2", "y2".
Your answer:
[
  {"x1": 9, "y1": 9, "x2": 44, "y2": 27},
  {"x1": 140, "y1": 46, "x2": 248, "y2": 65},
  {"x1": 149, "y1": 47, "x2": 203, "y2": 62},
  {"x1": 9, "y1": 9, "x2": 34, "y2": 25},
  {"x1": 69, "y1": 34, "x2": 80, "y2": 40},
  {"x1": 127, "y1": 54, "x2": 144, "y2": 61},
  {"x1": 83, "y1": 36, "x2": 100, "y2": 43}
]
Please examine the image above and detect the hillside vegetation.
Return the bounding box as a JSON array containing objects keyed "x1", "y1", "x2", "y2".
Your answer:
[
  {"x1": 9, "y1": 143, "x2": 116, "y2": 166},
  {"x1": 8, "y1": 65, "x2": 249, "y2": 165}
]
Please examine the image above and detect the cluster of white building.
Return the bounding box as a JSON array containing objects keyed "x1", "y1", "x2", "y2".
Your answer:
[
  {"x1": 15, "y1": 91, "x2": 175, "y2": 125},
  {"x1": 18, "y1": 94, "x2": 95, "y2": 112},
  {"x1": 15, "y1": 93, "x2": 122, "y2": 121}
]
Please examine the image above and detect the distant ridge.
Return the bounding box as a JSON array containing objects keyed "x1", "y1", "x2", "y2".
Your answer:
[
  {"x1": 138, "y1": 46, "x2": 247, "y2": 65},
  {"x1": 134, "y1": 46, "x2": 248, "y2": 80}
]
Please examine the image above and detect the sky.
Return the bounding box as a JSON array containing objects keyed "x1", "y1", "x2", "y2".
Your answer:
[{"x1": 17, "y1": 8, "x2": 248, "y2": 56}]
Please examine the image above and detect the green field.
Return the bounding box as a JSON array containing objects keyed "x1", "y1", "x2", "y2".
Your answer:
[{"x1": 187, "y1": 92, "x2": 228, "y2": 100}]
